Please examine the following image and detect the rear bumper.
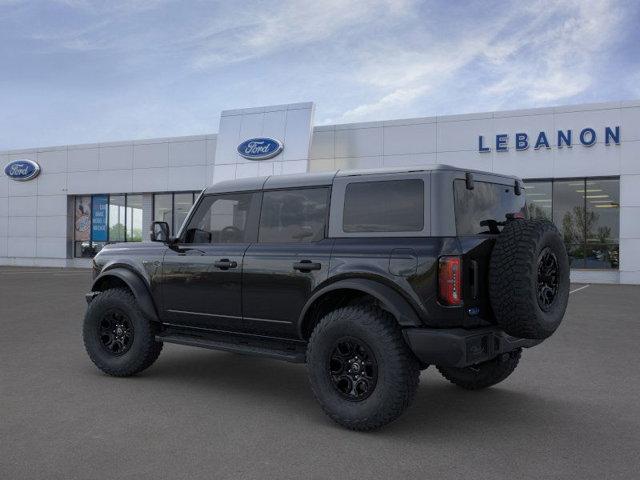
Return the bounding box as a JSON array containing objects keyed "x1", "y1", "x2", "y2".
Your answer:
[{"x1": 403, "y1": 326, "x2": 542, "y2": 368}]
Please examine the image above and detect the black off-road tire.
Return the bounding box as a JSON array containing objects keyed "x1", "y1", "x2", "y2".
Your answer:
[
  {"x1": 83, "y1": 288, "x2": 163, "y2": 376},
  {"x1": 307, "y1": 305, "x2": 420, "y2": 431},
  {"x1": 437, "y1": 349, "x2": 522, "y2": 390},
  {"x1": 489, "y1": 219, "x2": 569, "y2": 339}
]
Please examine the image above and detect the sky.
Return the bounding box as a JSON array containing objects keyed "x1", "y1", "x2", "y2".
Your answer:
[{"x1": 1, "y1": 0, "x2": 639, "y2": 150}]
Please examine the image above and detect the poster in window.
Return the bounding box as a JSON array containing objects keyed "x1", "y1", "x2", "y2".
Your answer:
[
  {"x1": 75, "y1": 196, "x2": 91, "y2": 241},
  {"x1": 91, "y1": 195, "x2": 108, "y2": 242}
]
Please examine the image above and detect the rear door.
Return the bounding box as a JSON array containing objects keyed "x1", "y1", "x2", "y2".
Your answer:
[
  {"x1": 242, "y1": 187, "x2": 333, "y2": 338},
  {"x1": 161, "y1": 192, "x2": 261, "y2": 331}
]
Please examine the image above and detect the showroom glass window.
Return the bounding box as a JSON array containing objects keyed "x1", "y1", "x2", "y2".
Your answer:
[
  {"x1": 74, "y1": 196, "x2": 92, "y2": 257},
  {"x1": 154, "y1": 194, "x2": 172, "y2": 227},
  {"x1": 524, "y1": 181, "x2": 552, "y2": 221},
  {"x1": 585, "y1": 179, "x2": 619, "y2": 269},
  {"x1": 524, "y1": 178, "x2": 619, "y2": 270},
  {"x1": 152, "y1": 191, "x2": 199, "y2": 234},
  {"x1": 109, "y1": 195, "x2": 126, "y2": 242},
  {"x1": 73, "y1": 193, "x2": 147, "y2": 258},
  {"x1": 126, "y1": 195, "x2": 143, "y2": 242}
]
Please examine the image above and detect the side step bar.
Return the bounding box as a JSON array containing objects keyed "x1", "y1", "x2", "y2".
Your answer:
[{"x1": 156, "y1": 327, "x2": 307, "y2": 363}]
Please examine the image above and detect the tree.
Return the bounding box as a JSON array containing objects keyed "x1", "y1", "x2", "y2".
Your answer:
[
  {"x1": 109, "y1": 223, "x2": 125, "y2": 242},
  {"x1": 527, "y1": 202, "x2": 551, "y2": 221},
  {"x1": 561, "y1": 205, "x2": 598, "y2": 245}
]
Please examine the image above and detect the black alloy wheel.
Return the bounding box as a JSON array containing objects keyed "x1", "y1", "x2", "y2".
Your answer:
[
  {"x1": 329, "y1": 337, "x2": 378, "y2": 401},
  {"x1": 537, "y1": 247, "x2": 559, "y2": 311},
  {"x1": 307, "y1": 304, "x2": 420, "y2": 430},
  {"x1": 98, "y1": 310, "x2": 134, "y2": 356},
  {"x1": 83, "y1": 288, "x2": 163, "y2": 376}
]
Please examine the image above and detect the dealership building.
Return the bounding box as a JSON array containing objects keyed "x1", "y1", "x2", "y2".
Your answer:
[{"x1": 1, "y1": 100, "x2": 639, "y2": 284}]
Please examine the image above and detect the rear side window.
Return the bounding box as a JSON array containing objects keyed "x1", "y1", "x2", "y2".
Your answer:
[
  {"x1": 343, "y1": 179, "x2": 424, "y2": 232},
  {"x1": 454, "y1": 180, "x2": 526, "y2": 235},
  {"x1": 259, "y1": 188, "x2": 329, "y2": 243}
]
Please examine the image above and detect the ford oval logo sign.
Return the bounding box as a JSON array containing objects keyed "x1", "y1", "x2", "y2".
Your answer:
[
  {"x1": 237, "y1": 137, "x2": 283, "y2": 160},
  {"x1": 4, "y1": 159, "x2": 41, "y2": 181}
]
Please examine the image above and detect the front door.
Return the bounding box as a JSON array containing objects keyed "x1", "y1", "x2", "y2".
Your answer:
[
  {"x1": 242, "y1": 187, "x2": 332, "y2": 338},
  {"x1": 161, "y1": 191, "x2": 261, "y2": 332}
]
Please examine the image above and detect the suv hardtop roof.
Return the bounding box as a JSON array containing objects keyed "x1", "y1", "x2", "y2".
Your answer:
[{"x1": 203, "y1": 165, "x2": 520, "y2": 195}]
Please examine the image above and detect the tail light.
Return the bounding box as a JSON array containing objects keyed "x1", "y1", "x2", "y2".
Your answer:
[{"x1": 438, "y1": 256, "x2": 462, "y2": 306}]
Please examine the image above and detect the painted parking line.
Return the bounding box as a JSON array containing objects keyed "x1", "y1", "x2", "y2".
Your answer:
[{"x1": 570, "y1": 284, "x2": 590, "y2": 294}]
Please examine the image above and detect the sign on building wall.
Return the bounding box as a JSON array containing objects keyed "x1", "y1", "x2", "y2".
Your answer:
[
  {"x1": 215, "y1": 103, "x2": 314, "y2": 181},
  {"x1": 91, "y1": 195, "x2": 108, "y2": 242},
  {"x1": 237, "y1": 137, "x2": 284, "y2": 160},
  {"x1": 74, "y1": 196, "x2": 91, "y2": 242},
  {"x1": 4, "y1": 159, "x2": 41, "y2": 181},
  {"x1": 478, "y1": 126, "x2": 621, "y2": 152}
]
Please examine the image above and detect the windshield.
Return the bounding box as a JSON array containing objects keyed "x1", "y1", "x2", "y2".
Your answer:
[{"x1": 454, "y1": 179, "x2": 526, "y2": 235}]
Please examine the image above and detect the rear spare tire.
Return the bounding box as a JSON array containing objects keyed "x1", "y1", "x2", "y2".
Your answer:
[{"x1": 489, "y1": 219, "x2": 569, "y2": 339}]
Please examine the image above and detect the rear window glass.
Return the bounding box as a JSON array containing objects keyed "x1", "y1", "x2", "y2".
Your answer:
[
  {"x1": 454, "y1": 180, "x2": 526, "y2": 235},
  {"x1": 343, "y1": 179, "x2": 424, "y2": 232}
]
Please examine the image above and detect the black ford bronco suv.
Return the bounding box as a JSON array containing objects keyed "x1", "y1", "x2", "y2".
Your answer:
[{"x1": 83, "y1": 165, "x2": 569, "y2": 430}]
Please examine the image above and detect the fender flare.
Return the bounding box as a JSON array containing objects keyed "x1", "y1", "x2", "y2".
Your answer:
[
  {"x1": 91, "y1": 267, "x2": 159, "y2": 322},
  {"x1": 297, "y1": 278, "x2": 422, "y2": 337}
]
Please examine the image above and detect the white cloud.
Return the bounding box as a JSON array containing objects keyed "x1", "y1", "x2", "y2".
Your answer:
[
  {"x1": 334, "y1": 0, "x2": 624, "y2": 122},
  {"x1": 0, "y1": 0, "x2": 633, "y2": 149},
  {"x1": 481, "y1": 0, "x2": 621, "y2": 105},
  {"x1": 339, "y1": 85, "x2": 429, "y2": 121},
  {"x1": 191, "y1": 0, "x2": 415, "y2": 69}
]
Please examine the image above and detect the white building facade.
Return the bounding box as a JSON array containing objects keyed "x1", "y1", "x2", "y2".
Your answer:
[{"x1": 1, "y1": 100, "x2": 639, "y2": 284}]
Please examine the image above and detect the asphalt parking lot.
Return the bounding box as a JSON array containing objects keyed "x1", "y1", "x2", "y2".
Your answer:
[{"x1": 1, "y1": 267, "x2": 639, "y2": 480}]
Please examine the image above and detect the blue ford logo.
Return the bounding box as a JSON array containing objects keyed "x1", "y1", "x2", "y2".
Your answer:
[
  {"x1": 4, "y1": 159, "x2": 41, "y2": 181},
  {"x1": 237, "y1": 137, "x2": 283, "y2": 160}
]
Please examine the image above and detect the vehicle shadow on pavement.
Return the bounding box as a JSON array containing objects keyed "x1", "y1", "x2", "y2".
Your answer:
[
  {"x1": 134, "y1": 348, "x2": 317, "y2": 403},
  {"x1": 383, "y1": 375, "x2": 635, "y2": 447},
  {"x1": 112, "y1": 347, "x2": 615, "y2": 440}
]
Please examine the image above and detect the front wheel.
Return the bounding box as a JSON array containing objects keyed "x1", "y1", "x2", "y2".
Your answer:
[
  {"x1": 436, "y1": 349, "x2": 522, "y2": 390},
  {"x1": 306, "y1": 305, "x2": 420, "y2": 431},
  {"x1": 83, "y1": 288, "x2": 163, "y2": 377}
]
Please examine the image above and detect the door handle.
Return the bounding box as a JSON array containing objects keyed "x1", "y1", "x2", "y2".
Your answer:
[
  {"x1": 293, "y1": 260, "x2": 321, "y2": 272},
  {"x1": 214, "y1": 259, "x2": 238, "y2": 270}
]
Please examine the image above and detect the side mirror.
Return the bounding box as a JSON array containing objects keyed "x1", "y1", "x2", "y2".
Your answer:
[{"x1": 150, "y1": 221, "x2": 170, "y2": 242}]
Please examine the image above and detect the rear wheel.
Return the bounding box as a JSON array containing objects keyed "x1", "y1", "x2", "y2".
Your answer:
[
  {"x1": 437, "y1": 349, "x2": 522, "y2": 390},
  {"x1": 83, "y1": 288, "x2": 163, "y2": 376},
  {"x1": 307, "y1": 305, "x2": 420, "y2": 431}
]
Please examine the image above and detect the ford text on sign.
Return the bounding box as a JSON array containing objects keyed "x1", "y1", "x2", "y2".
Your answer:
[
  {"x1": 237, "y1": 138, "x2": 283, "y2": 160},
  {"x1": 4, "y1": 159, "x2": 41, "y2": 181}
]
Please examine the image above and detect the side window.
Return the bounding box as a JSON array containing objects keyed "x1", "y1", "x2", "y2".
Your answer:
[
  {"x1": 183, "y1": 193, "x2": 259, "y2": 244},
  {"x1": 343, "y1": 179, "x2": 424, "y2": 232},
  {"x1": 259, "y1": 188, "x2": 329, "y2": 243}
]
